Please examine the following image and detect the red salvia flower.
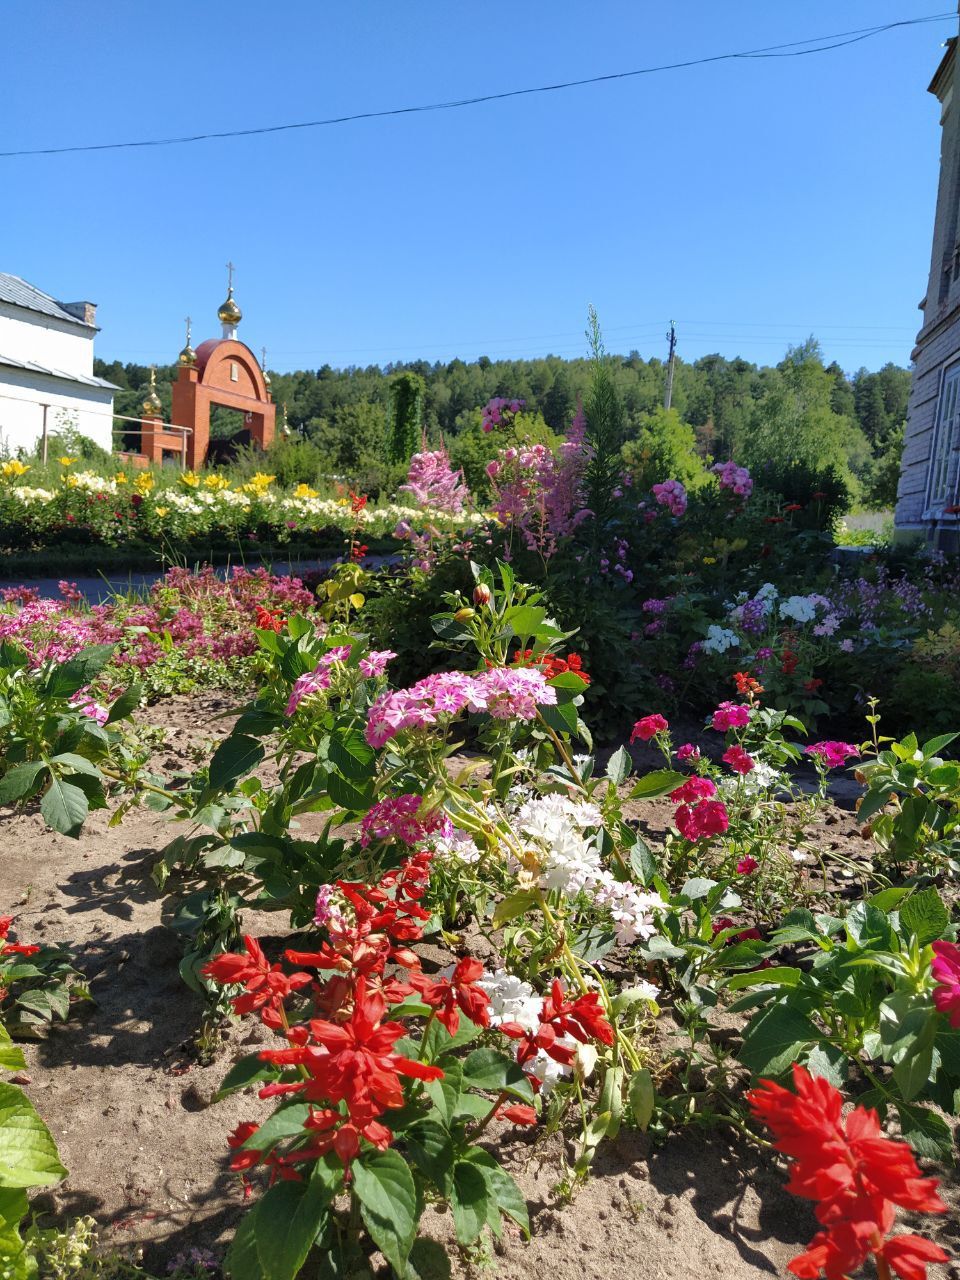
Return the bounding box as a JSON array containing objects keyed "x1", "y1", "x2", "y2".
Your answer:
[
  {"x1": 411, "y1": 957, "x2": 492, "y2": 1035},
  {"x1": 748, "y1": 1065, "x2": 948, "y2": 1280},
  {"x1": 203, "y1": 935, "x2": 312, "y2": 1018}
]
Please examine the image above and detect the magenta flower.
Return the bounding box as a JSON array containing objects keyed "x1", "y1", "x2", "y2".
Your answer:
[
  {"x1": 804, "y1": 741, "x2": 859, "y2": 769},
  {"x1": 669, "y1": 776, "x2": 717, "y2": 804},
  {"x1": 723, "y1": 745, "x2": 755, "y2": 775},
  {"x1": 711, "y1": 701, "x2": 752, "y2": 732},
  {"x1": 931, "y1": 941, "x2": 960, "y2": 1029},
  {"x1": 359, "y1": 649, "x2": 396, "y2": 679},
  {"x1": 631, "y1": 714, "x2": 669, "y2": 743},
  {"x1": 736, "y1": 856, "x2": 759, "y2": 875},
  {"x1": 674, "y1": 799, "x2": 729, "y2": 842},
  {"x1": 285, "y1": 667, "x2": 332, "y2": 716},
  {"x1": 675, "y1": 743, "x2": 701, "y2": 763}
]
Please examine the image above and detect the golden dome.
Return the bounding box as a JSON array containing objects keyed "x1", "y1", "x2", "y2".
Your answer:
[
  {"x1": 178, "y1": 317, "x2": 197, "y2": 365},
  {"x1": 142, "y1": 367, "x2": 162, "y2": 416},
  {"x1": 218, "y1": 287, "x2": 242, "y2": 326}
]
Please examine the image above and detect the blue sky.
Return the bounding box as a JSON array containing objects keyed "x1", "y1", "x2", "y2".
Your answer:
[{"x1": 2, "y1": 2, "x2": 955, "y2": 373}]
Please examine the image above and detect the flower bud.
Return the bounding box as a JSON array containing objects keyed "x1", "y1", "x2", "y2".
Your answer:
[
  {"x1": 453, "y1": 607, "x2": 475, "y2": 622},
  {"x1": 473, "y1": 583, "x2": 492, "y2": 607}
]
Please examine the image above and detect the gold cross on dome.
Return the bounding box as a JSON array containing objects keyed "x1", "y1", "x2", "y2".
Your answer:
[
  {"x1": 184, "y1": 315, "x2": 192, "y2": 344},
  {"x1": 261, "y1": 346, "x2": 267, "y2": 367},
  {"x1": 226, "y1": 261, "x2": 235, "y2": 291}
]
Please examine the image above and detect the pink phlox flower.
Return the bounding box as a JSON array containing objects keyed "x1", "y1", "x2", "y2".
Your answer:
[
  {"x1": 804, "y1": 741, "x2": 859, "y2": 768},
  {"x1": 359, "y1": 650, "x2": 396, "y2": 679},
  {"x1": 651, "y1": 479, "x2": 687, "y2": 517},
  {"x1": 711, "y1": 701, "x2": 752, "y2": 732}
]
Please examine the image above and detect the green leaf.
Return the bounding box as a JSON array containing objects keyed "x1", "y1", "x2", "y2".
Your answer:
[
  {"x1": 215, "y1": 1052, "x2": 280, "y2": 1100},
  {"x1": 605, "y1": 746, "x2": 631, "y2": 785},
  {"x1": 899, "y1": 888, "x2": 950, "y2": 947},
  {"x1": 241, "y1": 1103, "x2": 312, "y2": 1154},
  {"x1": 739, "y1": 1004, "x2": 820, "y2": 1077},
  {"x1": 49, "y1": 752, "x2": 100, "y2": 777},
  {"x1": 0, "y1": 1082, "x2": 66, "y2": 1187},
  {"x1": 209, "y1": 735, "x2": 265, "y2": 792},
  {"x1": 538, "y1": 700, "x2": 578, "y2": 736},
  {"x1": 325, "y1": 771, "x2": 374, "y2": 812},
  {"x1": 921, "y1": 732, "x2": 959, "y2": 757},
  {"x1": 423, "y1": 1061, "x2": 462, "y2": 1126},
  {"x1": 895, "y1": 1101, "x2": 954, "y2": 1160},
  {"x1": 0, "y1": 762, "x2": 48, "y2": 805},
  {"x1": 0, "y1": 1185, "x2": 33, "y2": 1280},
  {"x1": 353, "y1": 1149, "x2": 418, "y2": 1274},
  {"x1": 449, "y1": 1160, "x2": 490, "y2": 1246},
  {"x1": 43, "y1": 645, "x2": 114, "y2": 698},
  {"x1": 405, "y1": 1118, "x2": 454, "y2": 1182},
  {"x1": 803, "y1": 1043, "x2": 849, "y2": 1088},
  {"x1": 502, "y1": 605, "x2": 547, "y2": 638},
  {"x1": 628, "y1": 769, "x2": 686, "y2": 800},
  {"x1": 629, "y1": 836, "x2": 658, "y2": 885},
  {"x1": 725, "y1": 967, "x2": 801, "y2": 992},
  {"x1": 328, "y1": 729, "x2": 376, "y2": 779},
  {"x1": 483, "y1": 1163, "x2": 529, "y2": 1237},
  {"x1": 461, "y1": 1048, "x2": 534, "y2": 1102},
  {"x1": 39, "y1": 776, "x2": 88, "y2": 838},
  {"x1": 0, "y1": 1026, "x2": 25, "y2": 1073},
  {"x1": 249, "y1": 1171, "x2": 336, "y2": 1280},
  {"x1": 627, "y1": 1068, "x2": 655, "y2": 1130},
  {"x1": 105, "y1": 683, "x2": 142, "y2": 725},
  {"x1": 492, "y1": 889, "x2": 538, "y2": 928},
  {"x1": 225, "y1": 1201, "x2": 263, "y2": 1280}
]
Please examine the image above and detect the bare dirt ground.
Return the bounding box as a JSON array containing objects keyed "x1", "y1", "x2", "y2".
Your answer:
[{"x1": 1, "y1": 695, "x2": 957, "y2": 1279}]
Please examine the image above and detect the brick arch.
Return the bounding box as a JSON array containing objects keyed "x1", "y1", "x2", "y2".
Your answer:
[{"x1": 172, "y1": 338, "x2": 275, "y2": 468}]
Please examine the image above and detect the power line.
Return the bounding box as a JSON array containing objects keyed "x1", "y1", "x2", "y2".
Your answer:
[{"x1": 1, "y1": 13, "x2": 952, "y2": 160}]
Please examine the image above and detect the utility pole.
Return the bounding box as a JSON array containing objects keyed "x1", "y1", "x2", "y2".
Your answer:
[{"x1": 663, "y1": 320, "x2": 677, "y2": 411}]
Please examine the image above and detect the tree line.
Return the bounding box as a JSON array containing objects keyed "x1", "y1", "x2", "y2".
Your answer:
[{"x1": 96, "y1": 337, "x2": 910, "y2": 507}]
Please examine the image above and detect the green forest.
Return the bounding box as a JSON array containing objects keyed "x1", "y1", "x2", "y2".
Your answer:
[{"x1": 96, "y1": 337, "x2": 910, "y2": 508}]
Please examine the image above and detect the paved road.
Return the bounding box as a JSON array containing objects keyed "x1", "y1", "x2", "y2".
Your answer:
[{"x1": 0, "y1": 554, "x2": 398, "y2": 603}]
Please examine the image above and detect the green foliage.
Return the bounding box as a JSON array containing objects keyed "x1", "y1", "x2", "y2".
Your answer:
[
  {"x1": 387, "y1": 372, "x2": 426, "y2": 465},
  {"x1": 0, "y1": 642, "x2": 142, "y2": 838},
  {"x1": 621, "y1": 406, "x2": 705, "y2": 490},
  {"x1": 583, "y1": 308, "x2": 625, "y2": 536}
]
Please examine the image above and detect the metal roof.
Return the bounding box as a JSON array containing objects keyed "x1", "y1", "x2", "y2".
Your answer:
[
  {"x1": 0, "y1": 273, "x2": 97, "y2": 329},
  {"x1": 0, "y1": 353, "x2": 117, "y2": 390}
]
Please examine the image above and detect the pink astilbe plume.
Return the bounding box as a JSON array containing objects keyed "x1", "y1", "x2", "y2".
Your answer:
[{"x1": 400, "y1": 441, "x2": 468, "y2": 515}]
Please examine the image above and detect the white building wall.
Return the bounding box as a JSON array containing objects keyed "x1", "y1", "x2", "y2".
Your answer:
[
  {"x1": 0, "y1": 368, "x2": 114, "y2": 455},
  {"x1": 0, "y1": 303, "x2": 95, "y2": 377}
]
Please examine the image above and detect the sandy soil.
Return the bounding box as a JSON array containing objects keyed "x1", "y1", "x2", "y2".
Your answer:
[{"x1": 1, "y1": 695, "x2": 956, "y2": 1279}]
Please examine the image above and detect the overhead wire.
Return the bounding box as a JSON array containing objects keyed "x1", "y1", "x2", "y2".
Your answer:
[{"x1": 0, "y1": 13, "x2": 952, "y2": 159}]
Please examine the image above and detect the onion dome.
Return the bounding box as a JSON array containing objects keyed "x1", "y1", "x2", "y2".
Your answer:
[
  {"x1": 178, "y1": 317, "x2": 197, "y2": 366},
  {"x1": 142, "y1": 367, "x2": 162, "y2": 416},
  {"x1": 218, "y1": 286, "x2": 242, "y2": 327}
]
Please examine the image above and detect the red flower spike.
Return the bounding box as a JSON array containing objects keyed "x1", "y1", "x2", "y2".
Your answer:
[
  {"x1": 411, "y1": 957, "x2": 491, "y2": 1035},
  {"x1": 748, "y1": 1065, "x2": 948, "y2": 1280}
]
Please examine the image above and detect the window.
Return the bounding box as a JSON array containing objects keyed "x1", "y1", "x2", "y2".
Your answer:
[
  {"x1": 927, "y1": 360, "x2": 960, "y2": 512},
  {"x1": 230, "y1": 361, "x2": 238, "y2": 383}
]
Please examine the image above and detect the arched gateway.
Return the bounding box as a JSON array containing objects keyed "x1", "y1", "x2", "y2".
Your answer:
[{"x1": 140, "y1": 266, "x2": 276, "y2": 468}]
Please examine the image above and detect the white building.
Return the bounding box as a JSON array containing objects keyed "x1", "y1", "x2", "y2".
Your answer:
[{"x1": 0, "y1": 273, "x2": 117, "y2": 456}]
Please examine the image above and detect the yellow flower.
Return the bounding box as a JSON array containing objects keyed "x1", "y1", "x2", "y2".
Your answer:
[
  {"x1": 250, "y1": 472, "x2": 276, "y2": 489},
  {"x1": 59, "y1": 456, "x2": 76, "y2": 467},
  {"x1": 114, "y1": 472, "x2": 129, "y2": 484},
  {"x1": 293, "y1": 483, "x2": 318, "y2": 499},
  {"x1": 135, "y1": 473, "x2": 155, "y2": 494},
  {"x1": 155, "y1": 505, "x2": 169, "y2": 517},
  {"x1": 1, "y1": 460, "x2": 30, "y2": 478},
  {"x1": 702, "y1": 556, "x2": 717, "y2": 565},
  {"x1": 65, "y1": 474, "x2": 79, "y2": 488},
  {"x1": 179, "y1": 470, "x2": 200, "y2": 488},
  {"x1": 204, "y1": 473, "x2": 231, "y2": 490}
]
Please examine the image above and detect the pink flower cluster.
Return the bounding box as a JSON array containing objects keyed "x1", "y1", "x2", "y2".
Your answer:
[
  {"x1": 399, "y1": 446, "x2": 468, "y2": 514},
  {"x1": 481, "y1": 397, "x2": 525, "y2": 433},
  {"x1": 711, "y1": 701, "x2": 752, "y2": 732},
  {"x1": 723, "y1": 744, "x2": 755, "y2": 775},
  {"x1": 711, "y1": 460, "x2": 753, "y2": 499},
  {"x1": 285, "y1": 667, "x2": 332, "y2": 716},
  {"x1": 676, "y1": 743, "x2": 701, "y2": 763},
  {"x1": 630, "y1": 713, "x2": 669, "y2": 743},
  {"x1": 675, "y1": 798, "x2": 730, "y2": 842},
  {"x1": 365, "y1": 667, "x2": 557, "y2": 747},
  {"x1": 360, "y1": 794, "x2": 453, "y2": 848},
  {"x1": 651, "y1": 479, "x2": 687, "y2": 517},
  {"x1": 804, "y1": 741, "x2": 859, "y2": 769},
  {"x1": 285, "y1": 644, "x2": 393, "y2": 716}
]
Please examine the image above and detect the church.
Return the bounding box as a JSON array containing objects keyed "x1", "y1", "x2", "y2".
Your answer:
[{"x1": 0, "y1": 273, "x2": 116, "y2": 455}]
